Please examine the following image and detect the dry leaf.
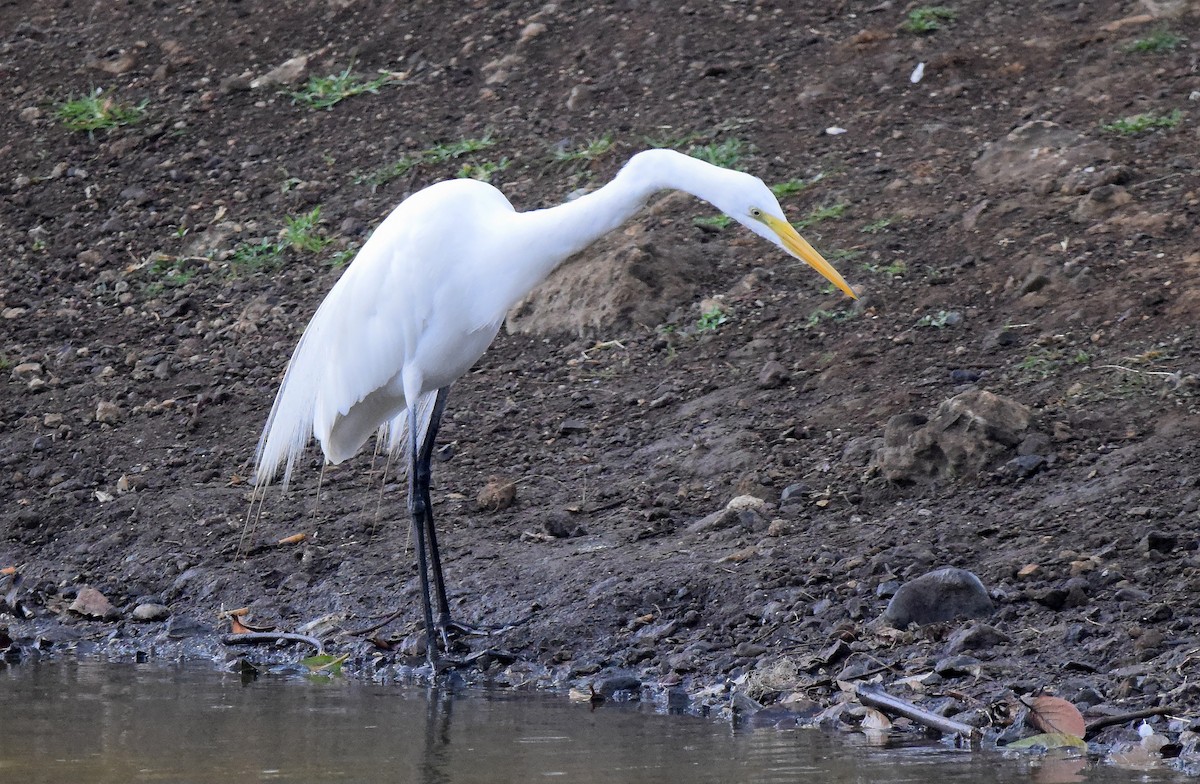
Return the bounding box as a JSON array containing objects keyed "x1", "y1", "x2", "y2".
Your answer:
[
  {"x1": 278, "y1": 532, "x2": 306, "y2": 545},
  {"x1": 1025, "y1": 695, "x2": 1086, "y2": 739}
]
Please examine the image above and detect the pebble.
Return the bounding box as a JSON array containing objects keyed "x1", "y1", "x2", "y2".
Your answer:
[
  {"x1": 933, "y1": 654, "x2": 981, "y2": 677},
  {"x1": 1140, "y1": 531, "x2": 1176, "y2": 554},
  {"x1": 69, "y1": 586, "x2": 116, "y2": 619},
  {"x1": 477, "y1": 476, "x2": 516, "y2": 511},
  {"x1": 131, "y1": 602, "x2": 171, "y2": 622},
  {"x1": 251, "y1": 54, "x2": 308, "y2": 88},
  {"x1": 757, "y1": 360, "x2": 789, "y2": 389},
  {"x1": 881, "y1": 567, "x2": 994, "y2": 627},
  {"x1": 566, "y1": 84, "x2": 592, "y2": 111},
  {"x1": 593, "y1": 673, "x2": 642, "y2": 699},
  {"x1": 518, "y1": 22, "x2": 547, "y2": 45},
  {"x1": 944, "y1": 623, "x2": 1010, "y2": 654},
  {"x1": 95, "y1": 401, "x2": 123, "y2": 423}
]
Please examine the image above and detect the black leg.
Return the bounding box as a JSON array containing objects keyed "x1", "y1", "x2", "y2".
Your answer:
[
  {"x1": 415, "y1": 388, "x2": 452, "y2": 634},
  {"x1": 407, "y1": 404, "x2": 438, "y2": 666}
]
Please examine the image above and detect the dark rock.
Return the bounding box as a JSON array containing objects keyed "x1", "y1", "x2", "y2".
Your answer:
[
  {"x1": 949, "y1": 368, "x2": 981, "y2": 384},
  {"x1": 1141, "y1": 531, "x2": 1177, "y2": 554},
  {"x1": 131, "y1": 602, "x2": 170, "y2": 622},
  {"x1": 779, "y1": 482, "x2": 810, "y2": 504},
  {"x1": 594, "y1": 673, "x2": 642, "y2": 698},
  {"x1": 757, "y1": 360, "x2": 789, "y2": 389},
  {"x1": 871, "y1": 390, "x2": 1034, "y2": 483},
  {"x1": 881, "y1": 567, "x2": 994, "y2": 627},
  {"x1": 163, "y1": 615, "x2": 210, "y2": 639},
  {"x1": 934, "y1": 654, "x2": 981, "y2": 677},
  {"x1": 1035, "y1": 588, "x2": 1068, "y2": 610},
  {"x1": 558, "y1": 418, "x2": 588, "y2": 434},
  {"x1": 944, "y1": 623, "x2": 1010, "y2": 654}
]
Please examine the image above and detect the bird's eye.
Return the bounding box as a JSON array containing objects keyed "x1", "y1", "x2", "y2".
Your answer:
[{"x1": 750, "y1": 208, "x2": 762, "y2": 219}]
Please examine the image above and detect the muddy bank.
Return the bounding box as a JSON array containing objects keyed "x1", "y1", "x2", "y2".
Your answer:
[{"x1": 3, "y1": 0, "x2": 1200, "y2": 774}]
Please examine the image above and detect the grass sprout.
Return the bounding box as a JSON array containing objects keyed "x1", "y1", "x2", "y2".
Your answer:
[
  {"x1": 56, "y1": 89, "x2": 147, "y2": 132},
  {"x1": 903, "y1": 6, "x2": 957, "y2": 33},
  {"x1": 1101, "y1": 109, "x2": 1182, "y2": 135},
  {"x1": 291, "y1": 68, "x2": 393, "y2": 110}
]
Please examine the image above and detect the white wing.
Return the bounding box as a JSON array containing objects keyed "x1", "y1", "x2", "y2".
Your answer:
[{"x1": 255, "y1": 179, "x2": 513, "y2": 489}]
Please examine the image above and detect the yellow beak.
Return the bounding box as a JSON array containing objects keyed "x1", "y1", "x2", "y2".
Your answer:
[{"x1": 763, "y1": 214, "x2": 857, "y2": 299}]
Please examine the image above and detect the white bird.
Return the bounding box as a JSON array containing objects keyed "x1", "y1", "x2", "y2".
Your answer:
[{"x1": 255, "y1": 148, "x2": 856, "y2": 663}]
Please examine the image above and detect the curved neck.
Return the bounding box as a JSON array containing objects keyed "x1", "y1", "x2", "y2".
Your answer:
[{"x1": 493, "y1": 150, "x2": 721, "y2": 311}]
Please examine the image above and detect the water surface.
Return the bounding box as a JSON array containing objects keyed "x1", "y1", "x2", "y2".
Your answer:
[{"x1": 0, "y1": 662, "x2": 1159, "y2": 783}]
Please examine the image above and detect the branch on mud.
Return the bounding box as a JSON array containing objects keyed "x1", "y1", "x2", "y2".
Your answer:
[
  {"x1": 221, "y1": 632, "x2": 325, "y2": 654},
  {"x1": 856, "y1": 684, "x2": 982, "y2": 741}
]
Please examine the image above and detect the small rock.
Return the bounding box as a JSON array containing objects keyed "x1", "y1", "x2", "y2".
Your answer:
[
  {"x1": 881, "y1": 567, "x2": 994, "y2": 627},
  {"x1": 518, "y1": 22, "x2": 547, "y2": 45},
  {"x1": 949, "y1": 368, "x2": 981, "y2": 384},
  {"x1": 594, "y1": 673, "x2": 642, "y2": 699},
  {"x1": 88, "y1": 51, "x2": 137, "y2": 75},
  {"x1": 43, "y1": 413, "x2": 64, "y2": 427},
  {"x1": 944, "y1": 623, "x2": 1010, "y2": 654},
  {"x1": 1073, "y1": 185, "x2": 1132, "y2": 222},
  {"x1": 131, "y1": 602, "x2": 171, "y2": 622},
  {"x1": 558, "y1": 418, "x2": 588, "y2": 434},
  {"x1": 734, "y1": 642, "x2": 766, "y2": 657},
  {"x1": 476, "y1": 476, "x2": 516, "y2": 511},
  {"x1": 757, "y1": 360, "x2": 789, "y2": 389},
  {"x1": 219, "y1": 73, "x2": 253, "y2": 92},
  {"x1": 95, "y1": 401, "x2": 123, "y2": 423},
  {"x1": 69, "y1": 587, "x2": 116, "y2": 619},
  {"x1": 19, "y1": 106, "x2": 42, "y2": 123},
  {"x1": 566, "y1": 84, "x2": 592, "y2": 111},
  {"x1": 1140, "y1": 531, "x2": 1177, "y2": 554},
  {"x1": 779, "y1": 482, "x2": 810, "y2": 504},
  {"x1": 251, "y1": 54, "x2": 309, "y2": 88},
  {"x1": 934, "y1": 654, "x2": 981, "y2": 677},
  {"x1": 12, "y1": 361, "x2": 42, "y2": 376}
]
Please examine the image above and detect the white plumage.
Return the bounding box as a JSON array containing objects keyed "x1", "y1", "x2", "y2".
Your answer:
[{"x1": 253, "y1": 148, "x2": 856, "y2": 661}]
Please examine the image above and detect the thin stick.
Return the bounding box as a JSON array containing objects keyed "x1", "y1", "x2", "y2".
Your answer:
[
  {"x1": 221, "y1": 631, "x2": 325, "y2": 654},
  {"x1": 1084, "y1": 706, "x2": 1173, "y2": 739},
  {"x1": 856, "y1": 684, "x2": 982, "y2": 741}
]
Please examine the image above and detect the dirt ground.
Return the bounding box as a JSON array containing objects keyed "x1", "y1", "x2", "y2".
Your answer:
[{"x1": 3, "y1": 0, "x2": 1200, "y2": 766}]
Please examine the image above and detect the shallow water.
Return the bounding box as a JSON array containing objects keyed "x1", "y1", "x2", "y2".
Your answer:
[{"x1": 0, "y1": 662, "x2": 1165, "y2": 783}]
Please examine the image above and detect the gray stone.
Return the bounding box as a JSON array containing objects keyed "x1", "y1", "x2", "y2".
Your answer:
[
  {"x1": 881, "y1": 567, "x2": 994, "y2": 627},
  {"x1": 944, "y1": 623, "x2": 1010, "y2": 654},
  {"x1": 131, "y1": 602, "x2": 171, "y2": 622},
  {"x1": 871, "y1": 390, "x2": 1034, "y2": 483}
]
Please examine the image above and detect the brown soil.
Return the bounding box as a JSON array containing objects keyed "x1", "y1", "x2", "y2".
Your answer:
[{"x1": 3, "y1": 0, "x2": 1200, "y2": 760}]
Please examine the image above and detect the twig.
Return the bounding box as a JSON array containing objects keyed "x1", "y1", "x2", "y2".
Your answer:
[
  {"x1": 221, "y1": 632, "x2": 325, "y2": 654},
  {"x1": 346, "y1": 607, "x2": 407, "y2": 636},
  {"x1": 1083, "y1": 706, "x2": 1173, "y2": 739},
  {"x1": 856, "y1": 684, "x2": 982, "y2": 741}
]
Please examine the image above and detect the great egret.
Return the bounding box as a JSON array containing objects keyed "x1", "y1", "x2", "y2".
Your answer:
[{"x1": 255, "y1": 148, "x2": 856, "y2": 663}]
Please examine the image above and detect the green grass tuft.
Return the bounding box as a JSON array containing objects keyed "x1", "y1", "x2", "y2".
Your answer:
[
  {"x1": 902, "y1": 6, "x2": 957, "y2": 33},
  {"x1": 553, "y1": 134, "x2": 615, "y2": 163},
  {"x1": 361, "y1": 135, "x2": 497, "y2": 187},
  {"x1": 56, "y1": 89, "x2": 147, "y2": 132},
  {"x1": 291, "y1": 68, "x2": 393, "y2": 110},
  {"x1": 792, "y1": 202, "x2": 848, "y2": 229},
  {"x1": 1101, "y1": 109, "x2": 1182, "y2": 135},
  {"x1": 1124, "y1": 29, "x2": 1184, "y2": 53},
  {"x1": 688, "y1": 138, "x2": 746, "y2": 169}
]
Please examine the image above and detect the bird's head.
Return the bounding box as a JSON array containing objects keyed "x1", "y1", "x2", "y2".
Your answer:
[{"x1": 713, "y1": 173, "x2": 857, "y2": 300}]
